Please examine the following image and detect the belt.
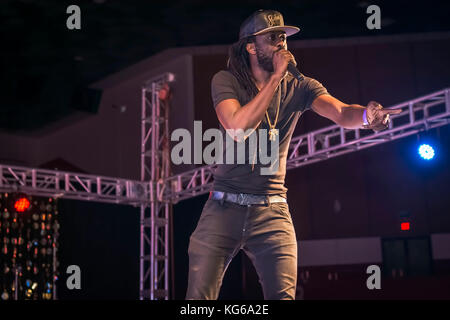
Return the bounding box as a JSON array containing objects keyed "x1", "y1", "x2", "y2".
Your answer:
[{"x1": 209, "y1": 191, "x2": 287, "y2": 206}]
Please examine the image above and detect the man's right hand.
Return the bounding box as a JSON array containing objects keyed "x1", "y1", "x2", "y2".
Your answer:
[{"x1": 272, "y1": 48, "x2": 296, "y2": 79}]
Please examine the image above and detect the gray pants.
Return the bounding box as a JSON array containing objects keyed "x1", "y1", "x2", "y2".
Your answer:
[{"x1": 186, "y1": 197, "x2": 297, "y2": 300}]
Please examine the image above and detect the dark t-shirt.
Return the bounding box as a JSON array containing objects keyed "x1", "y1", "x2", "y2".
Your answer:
[{"x1": 210, "y1": 70, "x2": 329, "y2": 195}]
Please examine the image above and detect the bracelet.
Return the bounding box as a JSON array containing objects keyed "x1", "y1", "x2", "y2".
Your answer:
[{"x1": 363, "y1": 108, "x2": 369, "y2": 125}]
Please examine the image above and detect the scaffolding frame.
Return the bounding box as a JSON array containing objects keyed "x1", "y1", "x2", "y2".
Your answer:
[
  {"x1": 0, "y1": 165, "x2": 149, "y2": 204},
  {"x1": 0, "y1": 80, "x2": 448, "y2": 300},
  {"x1": 139, "y1": 73, "x2": 174, "y2": 300}
]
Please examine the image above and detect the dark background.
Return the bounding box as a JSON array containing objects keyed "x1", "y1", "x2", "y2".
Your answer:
[
  {"x1": 1, "y1": 0, "x2": 450, "y2": 300},
  {"x1": 2, "y1": 0, "x2": 450, "y2": 131}
]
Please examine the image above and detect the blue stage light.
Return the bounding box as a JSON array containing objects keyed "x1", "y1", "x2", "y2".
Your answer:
[{"x1": 418, "y1": 144, "x2": 435, "y2": 160}]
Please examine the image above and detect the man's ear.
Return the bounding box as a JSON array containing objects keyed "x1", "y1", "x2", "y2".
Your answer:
[{"x1": 246, "y1": 42, "x2": 256, "y2": 55}]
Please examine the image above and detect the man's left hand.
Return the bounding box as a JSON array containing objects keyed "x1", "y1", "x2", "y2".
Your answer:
[{"x1": 363, "y1": 101, "x2": 402, "y2": 132}]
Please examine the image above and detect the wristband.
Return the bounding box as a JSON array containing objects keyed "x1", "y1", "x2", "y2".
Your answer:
[{"x1": 363, "y1": 108, "x2": 369, "y2": 126}]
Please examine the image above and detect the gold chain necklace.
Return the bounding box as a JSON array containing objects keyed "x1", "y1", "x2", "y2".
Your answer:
[
  {"x1": 266, "y1": 103, "x2": 279, "y2": 141},
  {"x1": 266, "y1": 85, "x2": 281, "y2": 141},
  {"x1": 256, "y1": 82, "x2": 280, "y2": 141}
]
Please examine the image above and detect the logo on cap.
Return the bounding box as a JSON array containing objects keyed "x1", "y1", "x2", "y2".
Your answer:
[{"x1": 266, "y1": 14, "x2": 281, "y2": 27}]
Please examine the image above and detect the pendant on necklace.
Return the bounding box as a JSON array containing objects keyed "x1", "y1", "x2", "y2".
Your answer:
[{"x1": 268, "y1": 128, "x2": 279, "y2": 141}]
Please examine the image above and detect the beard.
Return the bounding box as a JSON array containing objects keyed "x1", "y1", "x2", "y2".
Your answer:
[{"x1": 255, "y1": 44, "x2": 274, "y2": 73}]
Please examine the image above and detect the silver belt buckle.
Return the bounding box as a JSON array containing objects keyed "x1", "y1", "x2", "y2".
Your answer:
[{"x1": 238, "y1": 193, "x2": 245, "y2": 205}]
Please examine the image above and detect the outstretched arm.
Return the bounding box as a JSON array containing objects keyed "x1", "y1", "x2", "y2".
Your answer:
[{"x1": 311, "y1": 95, "x2": 402, "y2": 131}]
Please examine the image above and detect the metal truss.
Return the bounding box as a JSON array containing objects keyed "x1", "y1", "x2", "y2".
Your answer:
[
  {"x1": 0, "y1": 165, "x2": 149, "y2": 205},
  {"x1": 0, "y1": 72, "x2": 176, "y2": 301},
  {"x1": 139, "y1": 73, "x2": 174, "y2": 300},
  {"x1": 164, "y1": 88, "x2": 450, "y2": 203},
  {"x1": 286, "y1": 88, "x2": 450, "y2": 169}
]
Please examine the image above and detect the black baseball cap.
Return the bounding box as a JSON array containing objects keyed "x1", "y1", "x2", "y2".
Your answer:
[{"x1": 239, "y1": 9, "x2": 300, "y2": 40}]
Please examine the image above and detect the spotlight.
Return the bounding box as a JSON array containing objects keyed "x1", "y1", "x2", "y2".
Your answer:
[
  {"x1": 418, "y1": 144, "x2": 435, "y2": 160},
  {"x1": 14, "y1": 198, "x2": 30, "y2": 213},
  {"x1": 11, "y1": 193, "x2": 31, "y2": 213}
]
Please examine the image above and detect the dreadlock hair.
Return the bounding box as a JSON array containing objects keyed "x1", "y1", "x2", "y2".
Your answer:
[
  {"x1": 227, "y1": 36, "x2": 259, "y2": 99},
  {"x1": 227, "y1": 36, "x2": 262, "y2": 170}
]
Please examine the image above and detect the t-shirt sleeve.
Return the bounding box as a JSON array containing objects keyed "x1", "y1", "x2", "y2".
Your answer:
[
  {"x1": 211, "y1": 71, "x2": 240, "y2": 108},
  {"x1": 294, "y1": 76, "x2": 330, "y2": 112}
]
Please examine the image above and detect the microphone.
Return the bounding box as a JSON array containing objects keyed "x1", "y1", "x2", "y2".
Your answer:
[
  {"x1": 287, "y1": 62, "x2": 304, "y2": 82},
  {"x1": 276, "y1": 46, "x2": 304, "y2": 82}
]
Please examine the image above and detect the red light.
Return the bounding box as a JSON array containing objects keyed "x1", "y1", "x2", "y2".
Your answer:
[
  {"x1": 14, "y1": 197, "x2": 31, "y2": 212},
  {"x1": 401, "y1": 222, "x2": 410, "y2": 231}
]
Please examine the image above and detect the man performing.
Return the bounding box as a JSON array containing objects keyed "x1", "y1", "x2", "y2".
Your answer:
[{"x1": 186, "y1": 9, "x2": 401, "y2": 300}]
